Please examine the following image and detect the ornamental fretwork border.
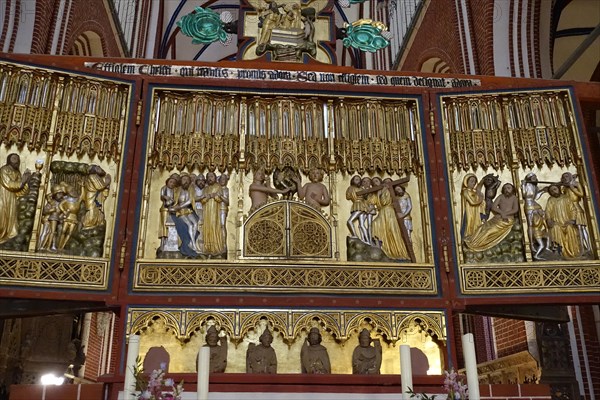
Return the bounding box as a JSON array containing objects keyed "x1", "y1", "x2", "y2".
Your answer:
[
  {"x1": 460, "y1": 262, "x2": 600, "y2": 294},
  {"x1": 133, "y1": 261, "x2": 437, "y2": 295},
  {"x1": 125, "y1": 307, "x2": 447, "y2": 344},
  {"x1": 0, "y1": 251, "x2": 109, "y2": 290}
]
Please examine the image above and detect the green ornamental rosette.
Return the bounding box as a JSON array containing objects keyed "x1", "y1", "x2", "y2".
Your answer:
[
  {"x1": 342, "y1": 22, "x2": 390, "y2": 53},
  {"x1": 177, "y1": 7, "x2": 228, "y2": 44}
]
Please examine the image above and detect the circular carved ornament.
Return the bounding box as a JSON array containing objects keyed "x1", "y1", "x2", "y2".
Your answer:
[
  {"x1": 359, "y1": 270, "x2": 379, "y2": 287},
  {"x1": 81, "y1": 265, "x2": 103, "y2": 283},
  {"x1": 305, "y1": 269, "x2": 326, "y2": 287},
  {"x1": 292, "y1": 221, "x2": 329, "y2": 256},
  {"x1": 251, "y1": 268, "x2": 271, "y2": 286},
  {"x1": 196, "y1": 268, "x2": 217, "y2": 284},
  {"x1": 247, "y1": 219, "x2": 284, "y2": 255}
]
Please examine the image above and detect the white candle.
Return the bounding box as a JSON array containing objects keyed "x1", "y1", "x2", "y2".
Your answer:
[
  {"x1": 400, "y1": 344, "x2": 413, "y2": 400},
  {"x1": 123, "y1": 335, "x2": 140, "y2": 399},
  {"x1": 197, "y1": 347, "x2": 210, "y2": 400},
  {"x1": 461, "y1": 333, "x2": 480, "y2": 400}
]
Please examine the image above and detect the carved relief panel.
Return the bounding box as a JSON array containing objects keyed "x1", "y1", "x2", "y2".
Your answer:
[
  {"x1": 134, "y1": 87, "x2": 436, "y2": 294},
  {"x1": 0, "y1": 61, "x2": 132, "y2": 290},
  {"x1": 440, "y1": 89, "x2": 600, "y2": 294}
]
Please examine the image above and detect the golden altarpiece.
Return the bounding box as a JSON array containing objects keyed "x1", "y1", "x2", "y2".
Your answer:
[{"x1": 0, "y1": 52, "x2": 599, "y2": 383}]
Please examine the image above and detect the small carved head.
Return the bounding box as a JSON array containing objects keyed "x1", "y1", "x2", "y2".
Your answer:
[
  {"x1": 7, "y1": 153, "x2": 20, "y2": 169},
  {"x1": 525, "y1": 172, "x2": 538, "y2": 183},
  {"x1": 205, "y1": 325, "x2": 220, "y2": 346},
  {"x1": 560, "y1": 172, "x2": 573, "y2": 185},
  {"x1": 394, "y1": 185, "x2": 406, "y2": 196},
  {"x1": 307, "y1": 327, "x2": 322, "y2": 345},
  {"x1": 501, "y1": 183, "x2": 515, "y2": 196},
  {"x1": 195, "y1": 174, "x2": 206, "y2": 188},
  {"x1": 218, "y1": 174, "x2": 229, "y2": 186},
  {"x1": 259, "y1": 328, "x2": 273, "y2": 347},
  {"x1": 358, "y1": 328, "x2": 372, "y2": 347},
  {"x1": 309, "y1": 168, "x2": 323, "y2": 182},
  {"x1": 180, "y1": 174, "x2": 192, "y2": 188},
  {"x1": 548, "y1": 184, "x2": 562, "y2": 198},
  {"x1": 206, "y1": 172, "x2": 217, "y2": 185},
  {"x1": 361, "y1": 176, "x2": 372, "y2": 189}
]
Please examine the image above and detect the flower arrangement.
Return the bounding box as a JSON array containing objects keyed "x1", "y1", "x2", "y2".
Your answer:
[
  {"x1": 407, "y1": 368, "x2": 468, "y2": 400},
  {"x1": 443, "y1": 369, "x2": 468, "y2": 400},
  {"x1": 133, "y1": 359, "x2": 184, "y2": 400}
]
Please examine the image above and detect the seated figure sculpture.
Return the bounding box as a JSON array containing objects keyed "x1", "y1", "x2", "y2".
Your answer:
[
  {"x1": 463, "y1": 183, "x2": 519, "y2": 252},
  {"x1": 246, "y1": 328, "x2": 277, "y2": 374},
  {"x1": 300, "y1": 327, "x2": 331, "y2": 374},
  {"x1": 352, "y1": 329, "x2": 382, "y2": 374}
]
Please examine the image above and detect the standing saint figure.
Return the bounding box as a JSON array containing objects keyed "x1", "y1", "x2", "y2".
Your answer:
[
  {"x1": 38, "y1": 183, "x2": 66, "y2": 251},
  {"x1": 371, "y1": 179, "x2": 410, "y2": 260},
  {"x1": 159, "y1": 176, "x2": 178, "y2": 251},
  {"x1": 545, "y1": 184, "x2": 581, "y2": 259},
  {"x1": 57, "y1": 185, "x2": 82, "y2": 250},
  {"x1": 170, "y1": 174, "x2": 199, "y2": 257},
  {"x1": 81, "y1": 165, "x2": 111, "y2": 229},
  {"x1": 246, "y1": 328, "x2": 277, "y2": 374},
  {"x1": 521, "y1": 173, "x2": 551, "y2": 259},
  {"x1": 300, "y1": 328, "x2": 331, "y2": 374},
  {"x1": 203, "y1": 325, "x2": 228, "y2": 373},
  {"x1": 257, "y1": 0, "x2": 284, "y2": 49},
  {"x1": 294, "y1": 168, "x2": 330, "y2": 210},
  {"x1": 394, "y1": 185, "x2": 413, "y2": 240},
  {"x1": 0, "y1": 153, "x2": 31, "y2": 244},
  {"x1": 193, "y1": 174, "x2": 206, "y2": 253},
  {"x1": 201, "y1": 172, "x2": 225, "y2": 256},
  {"x1": 560, "y1": 172, "x2": 590, "y2": 253},
  {"x1": 352, "y1": 329, "x2": 382, "y2": 375},
  {"x1": 346, "y1": 175, "x2": 370, "y2": 243},
  {"x1": 218, "y1": 174, "x2": 230, "y2": 245},
  {"x1": 461, "y1": 173, "x2": 485, "y2": 238}
]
